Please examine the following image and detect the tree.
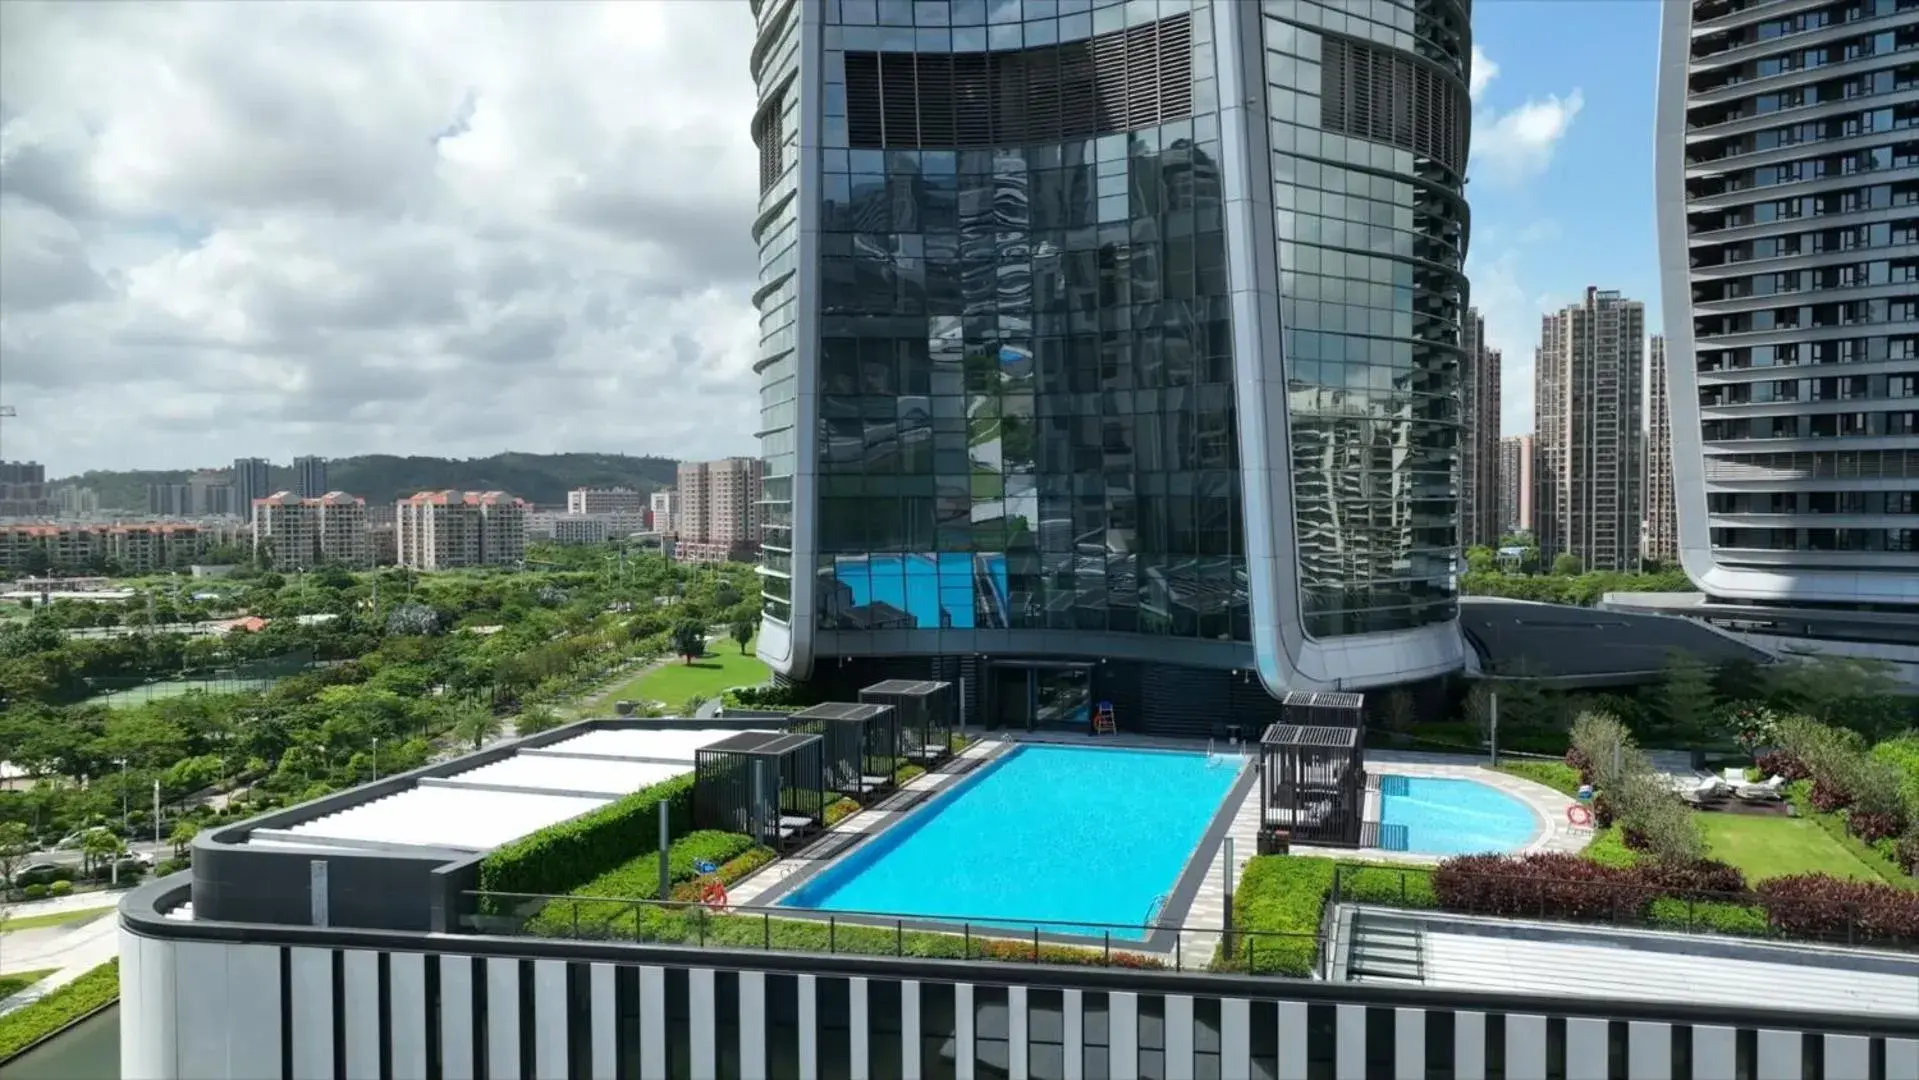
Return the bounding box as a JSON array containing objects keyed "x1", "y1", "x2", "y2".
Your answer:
[
  {"x1": 730, "y1": 618, "x2": 754, "y2": 655},
  {"x1": 451, "y1": 703, "x2": 503, "y2": 751},
  {"x1": 1381, "y1": 690, "x2": 1417, "y2": 746},
  {"x1": 513, "y1": 706, "x2": 563, "y2": 737},
  {"x1": 0, "y1": 821, "x2": 31, "y2": 891},
  {"x1": 1552, "y1": 552, "x2": 1582, "y2": 576},
  {"x1": 1655, "y1": 650, "x2": 1719, "y2": 741},
  {"x1": 671, "y1": 621, "x2": 706, "y2": 664},
  {"x1": 168, "y1": 820, "x2": 200, "y2": 858},
  {"x1": 1464, "y1": 546, "x2": 1496, "y2": 575},
  {"x1": 80, "y1": 827, "x2": 125, "y2": 879}
]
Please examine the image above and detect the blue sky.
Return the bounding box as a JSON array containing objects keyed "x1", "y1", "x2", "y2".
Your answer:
[{"x1": 1465, "y1": 0, "x2": 1663, "y2": 438}]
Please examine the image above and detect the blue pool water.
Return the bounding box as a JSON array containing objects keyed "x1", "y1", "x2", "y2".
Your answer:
[
  {"x1": 780, "y1": 745, "x2": 1241, "y2": 939},
  {"x1": 1380, "y1": 775, "x2": 1539, "y2": 856}
]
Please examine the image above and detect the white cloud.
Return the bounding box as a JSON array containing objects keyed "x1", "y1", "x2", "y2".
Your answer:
[
  {"x1": 1469, "y1": 44, "x2": 1499, "y2": 103},
  {"x1": 0, "y1": 0, "x2": 762, "y2": 473},
  {"x1": 1471, "y1": 90, "x2": 1585, "y2": 185}
]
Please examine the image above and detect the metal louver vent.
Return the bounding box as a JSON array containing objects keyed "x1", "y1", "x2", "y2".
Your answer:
[
  {"x1": 1319, "y1": 35, "x2": 1468, "y2": 175},
  {"x1": 753, "y1": 91, "x2": 785, "y2": 193},
  {"x1": 844, "y1": 13, "x2": 1193, "y2": 150}
]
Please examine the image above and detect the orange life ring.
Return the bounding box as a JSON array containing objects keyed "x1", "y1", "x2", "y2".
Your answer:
[
  {"x1": 1566, "y1": 805, "x2": 1594, "y2": 827},
  {"x1": 700, "y1": 880, "x2": 729, "y2": 910}
]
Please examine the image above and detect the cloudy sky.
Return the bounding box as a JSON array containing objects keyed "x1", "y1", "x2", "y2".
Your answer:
[{"x1": 1, "y1": 0, "x2": 1650, "y2": 476}]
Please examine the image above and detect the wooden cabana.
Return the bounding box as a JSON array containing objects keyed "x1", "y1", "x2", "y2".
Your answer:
[
  {"x1": 694, "y1": 731, "x2": 827, "y2": 851},
  {"x1": 1258, "y1": 723, "x2": 1365, "y2": 847},
  {"x1": 788, "y1": 701, "x2": 901, "y2": 803}
]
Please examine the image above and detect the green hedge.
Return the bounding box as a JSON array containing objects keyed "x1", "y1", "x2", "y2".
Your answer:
[
  {"x1": 479, "y1": 772, "x2": 696, "y2": 903},
  {"x1": 524, "y1": 831, "x2": 759, "y2": 937},
  {"x1": 1647, "y1": 896, "x2": 1771, "y2": 937},
  {"x1": 1335, "y1": 863, "x2": 1440, "y2": 909},
  {"x1": 1213, "y1": 856, "x2": 1335, "y2": 977},
  {"x1": 0, "y1": 959, "x2": 119, "y2": 1064},
  {"x1": 1786, "y1": 781, "x2": 1917, "y2": 889},
  {"x1": 615, "y1": 906, "x2": 1164, "y2": 968}
]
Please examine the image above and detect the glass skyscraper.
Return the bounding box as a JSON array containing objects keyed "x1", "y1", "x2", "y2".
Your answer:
[
  {"x1": 752, "y1": 0, "x2": 1472, "y2": 732},
  {"x1": 1656, "y1": 0, "x2": 1918, "y2": 613}
]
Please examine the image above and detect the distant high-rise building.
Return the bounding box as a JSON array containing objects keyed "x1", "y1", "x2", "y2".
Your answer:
[
  {"x1": 567, "y1": 487, "x2": 648, "y2": 516},
  {"x1": 649, "y1": 489, "x2": 680, "y2": 535},
  {"x1": 293, "y1": 456, "x2": 329, "y2": 499},
  {"x1": 1460, "y1": 308, "x2": 1503, "y2": 549},
  {"x1": 675, "y1": 457, "x2": 762, "y2": 564},
  {"x1": 1535, "y1": 287, "x2": 1645, "y2": 573},
  {"x1": 0, "y1": 461, "x2": 53, "y2": 519},
  {"x1": 232, "y1": 457, "x2": 271, "y2": 517},
  {"x1": 147, "y1": 483, "x2": 191, "y2": 517},
  {"x1": 1499, "y1": 434, "x2": 1535, "y2": 538},
  {"x1": 396, "y1": 491, "x2": 527, "y2": 570},
  {"x1": 53, "y1": 485, "x2": 101, "y2": 518},
  {"x1": 252, "y1": 491, "x2": 371, "y2": 571},
  {"x1": 1644, "y1": 335, "x2": 1678, "y2": 566},
  {"x1": 188, "y1": 471, "x2": 233, "y2": 517}
]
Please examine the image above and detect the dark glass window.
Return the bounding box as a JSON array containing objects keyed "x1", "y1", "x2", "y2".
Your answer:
[
  {"x1": 1029, "y1": 990, "x2": 1067, "y2": 1080},
  {"x1": 767, "y1": 976, "x2": 801, "y2": 1079},
  {"x1": 1138, "y1": 995, "x2": 1167, "y2": 1080},
  {"x1": 819, "y1": 978, "x2": 853, "y2": 1080},
  {"x1": 921, "y1": 982, "x2": 958, "y2": 1080},
  {"x1": 975, "y1": 986, "x2": 1011, "y2": 1080},
  {"x1": 714, "y1": 972, "x2": 740, "y2": 1080},
  {"x1": 1083, "y1": 992, "x2": 1111, "y2": 1080},
  {"x1": 1250, "y1": 1001, "x2": 1280, "y2": 1080},
  {"x1": 870, "y1": 980, "x2": 905, "y2": 1080},
  {"x1": 664, "y1": 968, "x2": 690, "y2": 1080},
  {"x1": 1193, "y1": 998, "x2": 1222, "y2": 1080}
]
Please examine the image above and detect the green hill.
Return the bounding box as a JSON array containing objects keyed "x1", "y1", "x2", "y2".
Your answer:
[{"x1": 56, "y1": 452, "x2": 682, "y2": 510}]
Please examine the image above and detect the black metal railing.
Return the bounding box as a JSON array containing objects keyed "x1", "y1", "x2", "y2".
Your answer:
[
  {"x1": 1331, "y1": 863, "x2": 1917, "y2": 951},
  {"x1": 460, "y1": 890, "x2": 1331, "y2": 977}
]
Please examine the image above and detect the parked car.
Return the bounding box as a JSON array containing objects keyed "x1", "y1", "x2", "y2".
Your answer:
[{"x1": 14, "y1": 861, "x2": 71, "y2": 887}]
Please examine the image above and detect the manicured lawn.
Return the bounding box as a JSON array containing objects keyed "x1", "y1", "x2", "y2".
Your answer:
[
  {"x1": 619, "y1": 637, "x2": 769, "y2": 712},
  {"x1": 1, "y1": 907, "x2": 114, "y2": 934},
  {"x1": 1698, "y1": 814, "x2": 1880, "y2": 883},
  {"x1": 0, "y1": 968, "x2": 56, "y2": 1000}
]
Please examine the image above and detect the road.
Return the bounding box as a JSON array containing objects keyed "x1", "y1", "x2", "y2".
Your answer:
[{"x1": 23, "y1": 840, "x2": 169, "y2": 871}]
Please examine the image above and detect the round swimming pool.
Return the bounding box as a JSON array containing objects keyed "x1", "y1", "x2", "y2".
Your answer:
[{"x1": 1378, "y1": 775, "x2": 1541, "y2": 856}]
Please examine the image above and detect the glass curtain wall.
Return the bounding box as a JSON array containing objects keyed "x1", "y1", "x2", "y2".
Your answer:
[
  {"x1": 812, "y1": 0, "x2": 1252, "y2": 646},
  {"x1": 754, "y1": 0, "x2": 804, "y2": 627},
  {"x1": 1259, "y1": 0, "x2": 1472, "y2": 638}
]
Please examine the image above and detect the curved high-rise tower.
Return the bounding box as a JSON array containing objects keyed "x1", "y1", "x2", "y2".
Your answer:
[
  {"x1": 1655, "y1": 0, "x2": 1919, "y2": 611},
  {"x1": 752, "y1": 0, "x2": 1473, "y2": 731}
]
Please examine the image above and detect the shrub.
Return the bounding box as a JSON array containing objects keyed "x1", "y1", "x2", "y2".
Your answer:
[
  {"x1": 823, "y1": 798, "x2": 860, "y2": 827},
  {"x1": 1632, "y1": 858, "x2": 1746, "y2": 897},
  {"x1": 1648, "y1": 897, "x2": 1771, "y2": 938},
  {"x1": 666, "y1": 847, "x2": 777, "y2": 902},
  {"x1": 1753, "y1": 749, "x2": 1808, "y2": 782},
  {"x1": 1568, "y1": 713, "x2": 1633, "y2": 791},
  {"x1": 22, "y1": 884, "x2": 46, "y2": 900},
  {"x1": 1431, "y1": 853, "x2": 1653, "y2": 922},
  {"x1": 47, "y1": 880, "x2": 72, "y2": 897},
  {"x1": 1582, "y1": 827, "x2": 1638, "y2": 869},
  {"x1": 1607, "y1": 769, "x2": 1704, "y2": 864},
  {"x1": 1809, "y1": 776, "x2": 1853, "y2": 813},
  {"x1": 0, "y1": 958, "x2": 118, "y2": 1061},
  {"x1": 1216, "y1": 856, "x2": 1336, "y2": 977},
  {"x1": 1755, "y1": 874, "x2": 1919, "y2": 944},
  {"x1": 479, "y1": 772, "x2": 696, "y2": 904},
  {"x1": 1870, "y1": 734, "x2": 1919, "y2": 813},
  {"x1": 1334, "y1": 864, "x2": 1439, "y2": 909},
  {"x1": 1896, "y1": 829, "x2": 1919, "y2": 877},
  {"x1": 1851, "y1": 812, "x2": 1905, "y2": 844}
]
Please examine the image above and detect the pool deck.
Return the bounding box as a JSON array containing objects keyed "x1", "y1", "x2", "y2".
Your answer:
[{"x1": 727, "y1": 734, "x2": 1588, "y2": 967}]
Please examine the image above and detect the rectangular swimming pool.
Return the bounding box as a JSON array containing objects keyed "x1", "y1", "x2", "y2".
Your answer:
[{"x1": 778, "y1": 744, "x2": 1243, "y2": 940}]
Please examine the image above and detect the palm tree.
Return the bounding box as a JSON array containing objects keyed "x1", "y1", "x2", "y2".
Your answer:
[{"x1": 451, "y1": 703, "x2": 504, "y2": 752}]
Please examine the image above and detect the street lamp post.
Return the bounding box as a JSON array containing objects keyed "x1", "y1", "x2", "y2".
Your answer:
[
  {"x1": 118, "y1": 759, "x2": 129, "y2": 832},
  {"x1": 372, "y1": 738, "x2": 380, "y2": 781}
]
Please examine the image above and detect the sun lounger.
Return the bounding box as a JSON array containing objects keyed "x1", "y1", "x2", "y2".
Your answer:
[
  {"x1": 1678, "y1": 775, "x2": 1730, "y2": 806},
  {"x1": 1733, "y1": 775, "x2": 1786, "y2": 802}
]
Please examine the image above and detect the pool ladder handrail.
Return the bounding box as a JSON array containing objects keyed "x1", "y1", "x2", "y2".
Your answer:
[{"x1": 1144, "y1": 892, "x2": 1170, "y2": 928}]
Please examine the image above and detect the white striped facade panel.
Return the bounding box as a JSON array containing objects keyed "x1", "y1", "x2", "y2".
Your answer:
[
  {"x1": 119, "y1": 934, "x2": 1919, "y2": 1080},
  {"x1": 389, "y1": 951, "x2": 429, "y2": 1080},
  {"x1": 287, "y1": 946, "x2": 332, "y2": 1080}
]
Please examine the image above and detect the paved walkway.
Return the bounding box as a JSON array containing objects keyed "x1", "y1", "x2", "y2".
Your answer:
[{"x1": 0, "y1": 905, "x2": 119, "y2": 1017}]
